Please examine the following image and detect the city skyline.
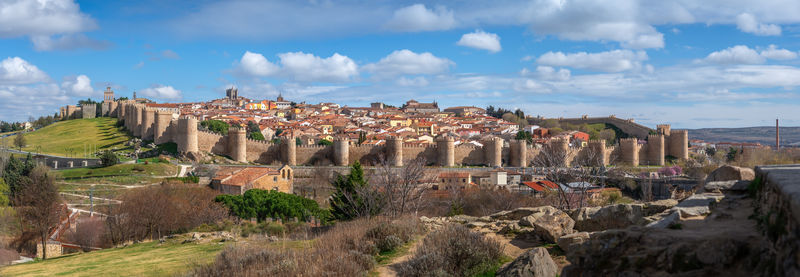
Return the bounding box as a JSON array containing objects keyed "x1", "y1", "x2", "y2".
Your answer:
[{"x1": 2, "y1": 0, "x2": 800, "y2": 128}]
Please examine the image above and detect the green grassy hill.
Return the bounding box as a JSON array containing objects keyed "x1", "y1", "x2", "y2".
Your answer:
[
  {"x1": 1, "y1": 118, "x2": 130, "y2": 158},
  {"x1": 0, "y1": 241, "x2": 224, "y2": 277}
]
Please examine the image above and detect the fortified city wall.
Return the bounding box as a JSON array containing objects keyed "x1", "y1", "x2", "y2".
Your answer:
[{"x1": 94, "y1": 101, "x2": 690, "y2": 167}]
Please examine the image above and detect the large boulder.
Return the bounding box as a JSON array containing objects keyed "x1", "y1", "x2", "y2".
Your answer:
[
  {"x1": 490, "y1": 207, "x2": 549, "y2": 221},
  {"x1": 706, "y1": 165, "x2": 755, "y2": 182},
  {"x1": 519, "y1": 206, "x2": 575, "y2": 243},
  {"x1": 557, "y1": 231, "x2": 590, "y2": 252},
  {"x1": 704, "y1": 180, "x2": 750, "y2": 192},
  {"x1": 571, "y1": 204, "x2": 646, "y2": 232},
  {"x1": 670, "y1": 193, "x2": 724, "y2": 217},
  {"x1": 497, "y1": 247, "x2": 558, "y2": 277},
  {"x1": 644, "y1": 199, "x2": 679, "y2": 215}
]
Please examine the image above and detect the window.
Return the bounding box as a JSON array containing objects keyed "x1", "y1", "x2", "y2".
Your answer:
[
  {"x1": 274, "y1": 176, "x2": 278, "y2": 182},
  {"x1": 462, "y1": 178, "x2": 466, "y2": 182}
]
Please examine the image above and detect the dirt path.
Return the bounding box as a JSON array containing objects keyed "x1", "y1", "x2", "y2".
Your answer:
[{"x1": 374, "y1": 236, "x2": 425, "y2": 277}]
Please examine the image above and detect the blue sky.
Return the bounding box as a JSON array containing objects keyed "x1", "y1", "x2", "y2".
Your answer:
[{"x1": 2, "y1": 0, "x2": 800, "y2": 128}]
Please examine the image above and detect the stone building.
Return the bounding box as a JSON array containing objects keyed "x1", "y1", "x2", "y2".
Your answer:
[
  {"x1": 401, "y1": 99, "x2": 440, "y2": 113},
  {"x1": 211, "y1": 165, "x2": 294, "y2": 195}
]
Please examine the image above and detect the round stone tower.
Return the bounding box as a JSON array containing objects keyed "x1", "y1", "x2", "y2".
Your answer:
[
  {"x1": 284, "y1": 136, "x2": 296, "y2": 166},
  {"x1": 333, "y1": 137, "x2": 350, "y2": 166},
  {"x1": 619, "y1": 138, "x2": 639, "y2": 166},
  {"x1": 118, "y1": 103, "x2": 127, "y2": 122},
  {"x1": 549, "y1": 138, "x2": 571, "y2": 166},
  {"x1": 140, "y1": 108, "x2": 155, "y2": 141},
  {"x1": 512, "y1": 140, "x2": 527, "y2": 167},
  {"x1": 229, "y1": 128, "x2": 247, "y2": 163},
  {"x1": 133, "y1": 105, "x2": 143, "y2": 137},
  {"x1": 587, "y1": 139, "x2": 607, "y2": 166},
  {"x1": 387, "y1": 136, "x2": 403, "y2": 167},
  {"x1": 485, "y1": 137, "x2": 503, "y2": 167},
  {"x1": 153, "y1": 111, "x2": 173, "y2": 144},
  {"x1": 436, "y1": 136, "x2": 455, "y2": 167},
  {"x1": 670, "y1": 130, "x2": 689, "y2": 160},
  {"x1": 177, "y1": 116, "x2": 198, "y2": 154},
  {"x1": 647, "y1": 134, "x2": 665, "y2": 166}
]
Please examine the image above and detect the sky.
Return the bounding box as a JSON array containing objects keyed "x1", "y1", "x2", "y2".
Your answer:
[{"x1": 1, "y1": 0, "x2": 800, "y2": 128}]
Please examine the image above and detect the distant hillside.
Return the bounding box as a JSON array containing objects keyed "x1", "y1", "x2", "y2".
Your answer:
[{"x1": 689, "y1": 126, "x2": 800, "y2": 146}]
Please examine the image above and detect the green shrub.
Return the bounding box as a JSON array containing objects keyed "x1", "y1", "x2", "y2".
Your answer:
[
  {"x1": 215, "y1": 189, "x2": 330, "y2": 223},
  {"x1": 100, "y1": 150, "x2": 119, "y2": 167},
  {"x1": 376, "y1": 235, "x2": 403, "y2": 253}
]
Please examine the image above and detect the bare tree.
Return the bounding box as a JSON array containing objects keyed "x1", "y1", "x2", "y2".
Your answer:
[
  {"x1": 532, "y1": 143, "x2": 604, "y2": 210},
  {"x1": 375, "y1": 156, "x2": 429, "y2": 217},
  {"x1": 14, "y1": 165, "x2": 64, "y2": 260}
]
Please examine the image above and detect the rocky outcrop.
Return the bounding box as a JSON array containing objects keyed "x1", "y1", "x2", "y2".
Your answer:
[
  {"x1": 706, "y1": 165, "x2": 755, "y2": 182},
  {"x1": 557, "y1": 232, "x2": 589, "y2": 252},
  {"x1": 423, "y1": 206, "x2": 574, "y2": 243},
  {"x1": 670, "y1": 193, "x2": 724, "y2": 217},
  {"x1": 562, "y1": 227, "x2": 773, "y2": 276},
  {"x1": 570, "y1": 204, "x2": 646, "y2": 232},
  {"x1": 705, "y1": 180, "x2": 750, "y2": 192},
  {"x1": 518, "y1": 206, "x2": 575, "y2": 243},
  {"x1": 497, "y1": 247, "x2": 558, "y2": 277}
]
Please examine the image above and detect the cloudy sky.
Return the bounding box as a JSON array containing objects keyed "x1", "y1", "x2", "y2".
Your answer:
[{"x1": 2, "y1": 0, "x2": 800, "y2": 128}]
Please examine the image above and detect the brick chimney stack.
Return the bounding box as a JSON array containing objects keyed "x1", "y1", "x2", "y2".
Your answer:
[{"x1": 776, "y1": 118, "x2": 780, "y2": 150}]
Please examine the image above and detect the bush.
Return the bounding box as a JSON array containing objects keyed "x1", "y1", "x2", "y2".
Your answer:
[
  {"x1": 200, "y1": 120, "x2": 229, "y2": 136},
  {"x1": 396, "y1": 224, "x2": 504, "y2": 277},
  {"x1": 215, "y1": 189, "x2": 330, "y2": 223},
  {"x1": 99, "y1": 150, "x2": 119, "y2": 167},
  {"x1": 192, "y1": 217, "x2": 423, "y2": 277}
]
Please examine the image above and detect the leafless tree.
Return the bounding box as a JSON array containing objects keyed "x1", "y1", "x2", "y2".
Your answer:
[
  {"x1": 532, "y1": 143, "x2": 604, "y2": 210},
  {"x1": 375, "y1": 156, "x2": 429, "y2": 217},
  {"x1": 13, "y1": 165, "x2": 64, "y2": 260}
]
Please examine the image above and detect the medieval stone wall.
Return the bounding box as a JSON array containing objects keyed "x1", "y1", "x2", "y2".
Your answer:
[
  {"x1": 197, "y1": 130, "x2": 226, "y2": 155},
  {"x1": 296, "y1": 145, "x2": 333, "y2": 165},
  {"x1": 105, "y1": 101, "x2": 690, "y2": 168},
  {"x1": 246, "y1": 139, "x2": 282, "y2": 165}
]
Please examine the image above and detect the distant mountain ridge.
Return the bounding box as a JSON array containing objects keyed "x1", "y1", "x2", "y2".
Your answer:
[{"x1": 689, "y1": 126, "x2": 800, "y2": 146}]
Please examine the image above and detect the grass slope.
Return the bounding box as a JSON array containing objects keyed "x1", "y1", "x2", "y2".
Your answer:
[
  {"x1": 1, "y1": 241, "x2": 224, "y2": 277},
  {"x1": 2, "y1": 118, "x2": 130, "y2": 158}
]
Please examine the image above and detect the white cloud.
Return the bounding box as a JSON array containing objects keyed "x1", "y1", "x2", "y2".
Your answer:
[
  {"x1": 760, "y1": 45, "x2": 798, "y2": 60},
  {"x1": 239, "y1": 51, "x2": 279, "y2": 76},
  {"x1": 702, "y1": 45, "x2": 765, "y2": 65},
  {"x1": 0, "y1": 83, "x2": 71, "y2": 121},
  {"x1": 513, "y1": 79, "x2": 551, "y2": 93},
  {"x1": 457, "y1": 30, "x2": 501, "y2": 53},
  {"x1": 278, "y1": 52, "x2": 358, "y2": 83},
  {"x1": 0, "y1": 57, "x2": 49, "y2": 85},
  {"x1": 521, "y1": 66, "x2": 571, "y2": 81},
  {"x1": 736, "y1": 13, "x2": 781, "y2": 36},
  {"x1": 536, "y1": 50, "x2": 648, "y2": 72},
  {"x1": 140, "y1": 85, "x2": 182, "y2": 100},
  {"x1": 364, "y1": 49, "x2": 454, "y2": 77},
  {"x1": 396, "y1": 76, "x2": 429, "y2": 87},
  {"x1": 30, "y1": 34, "x2": 111, "y2": 51},
  {"x1": 701, "y1": 45, "x2": 798, "y2": 65},
  {"x1": 0, "y1": 0, "x2": 96, "y2": 38},
  {"x1": 384, "y1": 4, "x2": 455, "y2": 32},
  {"x1": 60, "y1": 74, "x2": 93, "y2": 96}
]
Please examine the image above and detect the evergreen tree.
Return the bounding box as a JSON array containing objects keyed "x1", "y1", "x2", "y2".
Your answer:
[{"x1": 330, "y1": 161, "x2": 381, "y2": 220}]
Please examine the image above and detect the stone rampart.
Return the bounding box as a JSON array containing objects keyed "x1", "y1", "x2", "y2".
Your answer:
[
  {"x1": 197, "y1": 129, "x2": 226, "y2": 155},
  {"x1": 754, "y1": 165, "x2": 800, "y2": 276}
]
